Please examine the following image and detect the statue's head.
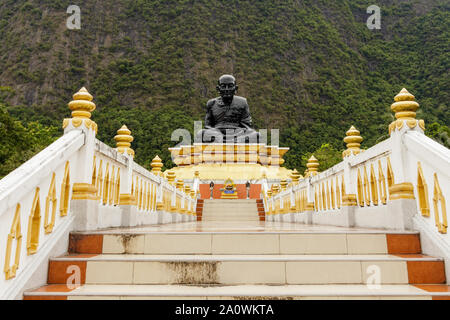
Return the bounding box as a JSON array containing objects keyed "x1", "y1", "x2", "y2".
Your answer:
[{"x1": 217, "y1": 74, "x2": 238, "y2": 100}]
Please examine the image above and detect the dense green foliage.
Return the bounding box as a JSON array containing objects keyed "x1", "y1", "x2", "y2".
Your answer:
[
  {"x1": 0, "y1": 101, "x2": 58, "y2": 178},
  {"x1": 0, "y1": 0, "x2": 448, "y2": 175}
]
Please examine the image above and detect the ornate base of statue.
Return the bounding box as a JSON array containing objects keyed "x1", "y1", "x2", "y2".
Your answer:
[{"x1": 168, "y1": 142, "x2": 292, "y2": 181}]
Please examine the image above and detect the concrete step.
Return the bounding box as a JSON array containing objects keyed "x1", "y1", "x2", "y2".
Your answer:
[
  {"x1": 202, "y1": 214, "x2": 258, "y2": 218},
  {"x1": 68, "y1": 231, "x2": 422, "y2": 255},
  {"x1": 45, "y1": 254, "x2": 445, "y2": 285},
  {"x1": 23, "y1": 284, "x2": 450, "y2": 300},
  {"x1": 201, "y1": 199, "x2": 260, "y2": 223}
]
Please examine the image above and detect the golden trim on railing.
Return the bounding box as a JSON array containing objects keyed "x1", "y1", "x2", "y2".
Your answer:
[
  {"x1": 114, "y1": 168, "x2": 120, "y2": 205},
  {"x1": 102, "y1": 163, "x2": 110, "y2": 205},
  {"x1": 143, "y1": 182, "x2": 147, "y2": 211},
  {"x1": 133, "y1": 176, "x2": 138, "y2": 205},
  {"x1": 314, "y1": 187, "x2": 319, "y2": 211},
  {"x1": 91, "y1": 156, "x2": 97, "y2": 186},
  {"x1": 388, "y1": 183, "x2": 415, "y2": 200},
  {"x1": 330, "y1": 181, "x2": 335, "y2": 210},
  {"x1": 27, "y1": 188, "x2": 41, "y2": 255},
  {"x1": 60, "y1": 161, "x2": 70, "y2": 216},
  {"x1": 119, "y1": 193, "x2": 136, "y2": 205},
  {"x1": 138, "y1": 179, "x2": 143, "y2": 210},
  {"x1": 357, "y1": 169, "x2": 364, "y2": 207},
  {"x1": 96, "y1": 160, "x2": 102, "y2": 199},
  {"x1": 4, "y1": 204, "x2": 22, "y2": 280},
  {"x1": 342, "y1": 194, "x2": 357, "y2": 207},
  {"x1": 378, "y1": 160, "x2": 387, "y2": 204},
  {"x1": 151, "y1": 184, "x2": 156, "y2": 211},
  {"x1": 341, "y1": 175, "x2": 346, "y2": 195},
  {"x1": 322, "y1": 182, "x2": 326, "y2": 211},
  {"x1": 72, "y1": 183, "x2": 98, "y2": 200},
  {"x1": 433, "y1": 173, "x2": 447, "y2": 234},
  {"x1": 109, "y1": 167, "x2": 115, "y2": 205},
  {"x1": 363, "y1": 166, "x2": 370, "y2": 206},
  {"x1": 417, "y1": 162, "x2": 430, "y2": 217},
  {"x1": 387, "y1": 157, "x2": 394, "y2": 188},
  {"x1": 370, "y1": 164, "x2": 379, "y2": 206},
  {"x1": 44, "y1": 173, "x2": 57, "y2": 234}
]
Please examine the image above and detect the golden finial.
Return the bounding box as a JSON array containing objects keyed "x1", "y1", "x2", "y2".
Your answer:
[
  {"x1": 68, "y1": 87, "x2": 96, "y2": 119},
  {"x1": 184, "y1": 185, "x2": 191, "y2": 194},
  {"x1": 272, "y1": 184, "x2": 280, "y2": 195},
  {"x1": 291, "y1": 169, "x2": 302, "y2": 185},
  {"x1": 194, "y1": 171, "x2": 200, "y2": 179},
  {"x1": 306, "y1": 155, "x2": 319, "y2": 177},
  {"x1": 190, "y1": 189, "x2": 196, "y2": 198},
  {"x1": 389, "y1": 88, "x2": 424, "y2": 134},
  {"x1": 267, "y1": 190, "x2": 272, "y2": 198},
  {"x1": 342, "y1": 126, "x2": 363, "y2": 158},
  {"x1": 63, "y1": 87, "x2": 97, "y2": 132},
  {"x1": 280, "y1": 180, "x2": 288, "y2": 191},
  {"x1": 176, "y1": 179, "x2": 184, "y2": 190},
  {"x1": 114, "y1": 125, "x2": 134, "y2": 157},
  {"x1": 166, "y1": 170, "x2": 176, "y2": 184},
  {"x1": 151, "y1": 155, "x2": 163, "y2": 175}
]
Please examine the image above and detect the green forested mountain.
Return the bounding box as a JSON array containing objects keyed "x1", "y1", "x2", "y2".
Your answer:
[{"x1": 0, "y1": 0, "x2": 448, "y2": 176}]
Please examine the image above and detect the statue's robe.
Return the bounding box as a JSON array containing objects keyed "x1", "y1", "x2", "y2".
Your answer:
[
  {"x1": 205, "y1": 96, "x2": 252, "y2": 130},
  {"x1": 199, "y1": 96, "x2": 259, "y2": 143}
]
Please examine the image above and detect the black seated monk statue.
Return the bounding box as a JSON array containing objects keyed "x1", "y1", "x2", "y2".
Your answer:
[{"x1": 196, "y1": 74, "x2": 260, "y2": 143}]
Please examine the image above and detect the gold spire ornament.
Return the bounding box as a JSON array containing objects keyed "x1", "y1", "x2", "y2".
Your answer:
[
  {"x1": 280, "y1": 180, "x2": 288, "y2": 191},
  {"x1": 151, "y1": 155, "x2": 163, "y2": 175},
  {"x1": 63, "y1": 87, "x2": 98, "y2": 133},
  {"x1": 166, "y1": 170, "x2": 176, "y2": 185},
  {"x1": 272, "y1": 184, "x2": 280, "y2": 195},
  {"x1": 343, "y1": 126, "x2": 363, "y2": 158},
  {"x1": 306, "y1": 155, "x2": 319, "y2": 177},
  {"x1": 114, "y1": 125, "x2": 134, "y2": 157},
  {"x1": 291, "y1": 169, "x2": 302, "y2": 185},
  {"x1": 176, "y1": 180, "x2": 184, "y2": 190},
  {"x1": 389, "y1": 88, "x2": 424, "y2": 134}
]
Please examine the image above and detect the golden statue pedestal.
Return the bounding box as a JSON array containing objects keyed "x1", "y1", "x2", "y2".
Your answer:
[{"x1": 168, "y1": 143, "x2": 293, "y2": 181}]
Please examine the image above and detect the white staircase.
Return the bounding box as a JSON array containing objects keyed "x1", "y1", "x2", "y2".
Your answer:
[
  {"x1": 202, "y1": 199, "x2": 259, "y2": 222},
  {"x1": 23, "y1": 221, "x2": 450, "y2": 300}
]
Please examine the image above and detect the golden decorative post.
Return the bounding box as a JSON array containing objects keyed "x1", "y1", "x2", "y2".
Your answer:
[
  {"x1": 342, "y1": 126, "x2": 363, "y2": 158},
  {"x1": 389, "y1": 88, "x2": 425, "y2": 134},
  {"x1": 151, "y1": 155, "x2": 163, "y2": 176},
  {"x1": 176, "y1": 180, "x2": 184, "y2": 190},
  {"x1": 272, "y1": 184, "x2": 280, "y2": 195},
  {"x1": 166, "y1": 170, "x2": 176, "y2": 185},
  {"x1": 114, "y1": 125, "x2": 135, "y2": 157},
  {"x1": 63, "y1": 87, "x2": 97, "y2": 133},
  {"x1": 306, "y1": 155, "x2": 319, "y2": 177},
  {"x1": 291, "y1": 169, "x2": 301, "y2": 185},
  {"x1": 280, "y1": 180, "x2": 288, "y2": 191}
]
